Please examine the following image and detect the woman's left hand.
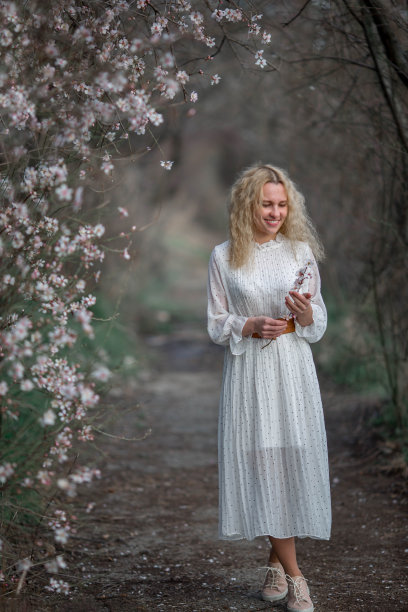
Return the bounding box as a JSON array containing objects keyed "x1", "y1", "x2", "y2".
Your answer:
[{"x1": 285, "y1": 291, "x2": 314, "y2": 327}]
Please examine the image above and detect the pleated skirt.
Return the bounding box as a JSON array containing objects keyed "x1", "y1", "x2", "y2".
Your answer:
[{"x1": 218, "y1": 333, "x2": 331, "y2": 541}]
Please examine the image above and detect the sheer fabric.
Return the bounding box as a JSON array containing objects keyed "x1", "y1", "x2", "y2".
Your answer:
[{"x1": 207, "y1": 234, "x2": 331, "y2": 541}]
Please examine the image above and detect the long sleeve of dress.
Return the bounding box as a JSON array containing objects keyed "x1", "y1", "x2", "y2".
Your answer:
[
  {"x1": 294, "y1": 247, "x2": 327, "y2": 343},
  {"x1": 207, "y1": 249, "x2": 250, "y2": 356}
]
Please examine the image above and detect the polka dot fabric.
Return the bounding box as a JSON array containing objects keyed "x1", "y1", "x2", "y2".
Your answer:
[{"x1": 207, "y1": 233, "x2": 331, "y2": 541}]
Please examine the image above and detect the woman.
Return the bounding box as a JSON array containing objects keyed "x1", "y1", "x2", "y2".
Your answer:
[{"x1": 207, "y1": 164, "x2": 331, "y2": 612}]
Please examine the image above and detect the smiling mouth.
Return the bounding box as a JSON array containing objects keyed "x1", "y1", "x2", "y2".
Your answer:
[{"x1": 265, "y1": 219, "x2": 281, "y2": 226}]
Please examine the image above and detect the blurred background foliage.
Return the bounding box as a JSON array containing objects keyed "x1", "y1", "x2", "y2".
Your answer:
[{"x1": 93, "y1": 1, "x2": 407, "y2": 451}]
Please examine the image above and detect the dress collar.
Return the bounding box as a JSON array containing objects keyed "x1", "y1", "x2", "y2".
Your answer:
[{"x1": 254, "y1": 232, "x2": 285, "y2": 250}]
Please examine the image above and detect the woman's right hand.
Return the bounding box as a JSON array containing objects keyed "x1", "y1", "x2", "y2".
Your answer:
[{"x1": 242, "y1": 316, "x2": 288, "y2": 339}]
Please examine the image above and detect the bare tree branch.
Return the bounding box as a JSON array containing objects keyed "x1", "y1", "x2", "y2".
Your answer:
[
  {"x1": 361, "y1": 0, "x2": 408, "y2": 88},
  {"x1": 357, "y1": 0, "x2": 408, "y2": 152},
  {"x1": 282, "y1": 0, "x2": 313, "y2": 28}
]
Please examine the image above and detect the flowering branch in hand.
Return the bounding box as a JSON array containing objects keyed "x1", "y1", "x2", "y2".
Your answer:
[
  {"x1": 292, "y1": 261, "x2": 313, "y2": 293},
  {"x1": 261, "y1": 260, "x2": 313, "y2": 349}
]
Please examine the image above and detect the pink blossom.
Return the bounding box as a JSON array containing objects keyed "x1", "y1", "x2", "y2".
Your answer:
[
  {"x1": 9, "y1": 361, "x2": 24, "y2": 379},
  {"x1": 162, "y1": 52, "x2": 175, "y2": 68},
  {"x1": 262, "y1": 31, "x2": 272, "y2": 44},
  {"x1": 147, "y1": 109, "x2": 164, "y2": 127},
  {"x1": 151, "y1": 19, "x2": 167, "y2": 35},
  {"x1": 78, "y1": 425, "x2": 94, "y2": 442},
  {"x1": 224, "y1": 8, "x2": 243, "y2": 22},
  {"x1": 0, "y1": 462, "x2": 15, "y2": 484},
  {"x1": 32, "y1": 235, "x2": 43, "y2": 250},
  {"x1": 21, "y1": 477, "x2": 33, "y2": 487},
  {"x1": 91, "y1": 365, "x2": 112, "y2": 381},
  {"x1": 21, "y1": 379, "x2": 34, "y2": 391},
  {"x1": 54, "y1": 527, "x2": 70, "y2": 544},
  {"x1": 212, "y1": 8, "x2": 243, "y2": 23},
  {"x1": 255, "y1": 50, "x2": 267, "y2": 68},
  {"x1": 44, "y1": 41, "x2": 58, "y2": 57},
  {"x1": 211, "y1": 9, "x2": 224, "y2": 22},
  {"x1": 73, "y1": 186, "x2": 83, "y2": 211},
  {"x1": 79, "y1": 385, "x2": 99, "y2": 407},
  {"x1": 74, "y1": 307, "x2": 92, "y2": 326},
  {"x1": 249, "y1": 23, "x2": 261, "y2": 35},
  {"x1": 190, "y1": 11, "x2": 203, "y2": 25},
  {"x1": 17, "y1": 559, "x2": 32, "y2": 572},
  {"x1": 101, "y1": 158, "x2": 114, "y2": 175},
  {"x1": 57, "y1": 478, "x2": 76, "y2": 497},
  {"x1": 11, "y1": 231, "x2": 24, "y2": 248},
  {"x1": 55, "y1": 58, "x2": 67, "y2": 68},
  {"x1": 2, "y1": 273, "x2": 15, "y2": 286},
  {"x1": 37, "y1": 470, "x2": 54, "y2": 486},
  {"x1": 130, "y1": 38, "x2": 143, "y2": 53},
  {"x1": 45, "y1": 577, "x2": 70, "y2": 594},
  {"x1": 82, "y1": 295, "x2": 96, "y2": 308},
  {"x1": 0, "y1": 29, "x2": 13, "y2": 47},
  {"x1": 292, "y1": 262, "x2": 313, "y2": 292},
  {"x1": 70, "y1": 466, "x2": 100, "y2": 484},
  {"x1": 45, "y1": 555, "x2": 66, "y2": 573},
  {"x1": 55, "y1": 184, "x2": 73, "y2": 201},
  {"x1": 36, "y1": 280, "x2": 55, "y2": 302},
  {"x1": 176, "y1": 70, "x2": 189, "y2": 85},
  {"x1": 154, "y1": 65, "x2": 168, "y2": 81},
  {"x1": 93, "y1": 223, "x2": 105, "y2": 237},
  {"x1": 162, "y1": 79, "x2": 178, "y2": 100}
]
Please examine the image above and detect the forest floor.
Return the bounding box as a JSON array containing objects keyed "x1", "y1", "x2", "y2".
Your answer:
[{"x1": 8, "y1": 330, "x2": 408, "y2": 612}]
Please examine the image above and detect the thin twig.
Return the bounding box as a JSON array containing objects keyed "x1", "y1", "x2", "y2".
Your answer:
[
  {"x1": 282, "y1": 0, "x2": 313, "y2": 28},
  {"x1": 91, "y1": 426, "x2": 152, "y2": 441}
]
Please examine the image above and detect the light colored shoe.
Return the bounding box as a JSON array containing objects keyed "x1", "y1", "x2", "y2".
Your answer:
[
  {"x1": 260, "y1": 562, "x2": 288, "y2": 602},
  {"x1": 286, "y1": 575, "x2": 314, "y2": 612}
]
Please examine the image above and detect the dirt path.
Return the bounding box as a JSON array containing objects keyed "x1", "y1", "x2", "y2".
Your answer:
[{"x1": 20, "y1": 332, "x2": 408, "y2": 611}]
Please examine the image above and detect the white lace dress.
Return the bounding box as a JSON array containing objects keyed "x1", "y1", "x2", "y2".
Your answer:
[{"x1": 207, "y1": 233, "x2": 331, "y2": 541}]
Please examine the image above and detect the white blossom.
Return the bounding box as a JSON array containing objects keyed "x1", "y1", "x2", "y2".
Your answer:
[
  {"x1": 160, "y1": 160, "x2": 174, "y2": 170},
  {"x1": 39, "y1": 409, "x2": 56, "y2": 426},
  {"x1": 92, "y1": 365, "x2": 112, "y2": 381}
]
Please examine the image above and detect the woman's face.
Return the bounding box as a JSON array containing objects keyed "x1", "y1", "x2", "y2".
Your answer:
[{"x1": 253, "y1": 181, "x2": 288, "y2": 243}]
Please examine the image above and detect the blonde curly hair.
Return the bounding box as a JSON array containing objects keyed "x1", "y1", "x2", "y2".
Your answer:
[{"x1": 228, "y1": 163, "x2": 324, "y2": 268}]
